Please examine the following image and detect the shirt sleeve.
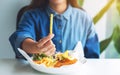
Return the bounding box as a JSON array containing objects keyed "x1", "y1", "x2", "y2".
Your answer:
[
  {"x1": 84, "y1": 15, "x2": 100, "y2": 58},
  {"x1": 84, "y1": 34, "x2": 100, "y2": 58},
  {"x1": 9, "y1": 11, "x2": 36, "y2": 58}
]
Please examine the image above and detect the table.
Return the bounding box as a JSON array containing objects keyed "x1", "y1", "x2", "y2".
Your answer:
[{"x1": 0, "y1": 59, "x2": 120, "y2": 75}]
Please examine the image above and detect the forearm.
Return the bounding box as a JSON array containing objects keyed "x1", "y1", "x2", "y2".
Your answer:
[{"x1": 21, "y1": 38, "x2": 39, "y2": 54}]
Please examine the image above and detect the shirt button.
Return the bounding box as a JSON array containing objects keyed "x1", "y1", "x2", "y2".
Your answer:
[
  {"x1": 57, "y1": 15, "x2": 62, "y2": 19},
  {"x1": 58, "y1": 15, "x2": 61, "y2": 19},
  {"x1": 58, "y1": 25, "x2": 62, "y2": 29},
  {"x1": 59, "y1": 40, "x2": 62, "y2": 44}
]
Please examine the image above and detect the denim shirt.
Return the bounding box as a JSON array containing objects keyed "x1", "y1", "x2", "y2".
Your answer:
[{"x1": 9, "y1": 5, "x2": 100, "y2": 58}]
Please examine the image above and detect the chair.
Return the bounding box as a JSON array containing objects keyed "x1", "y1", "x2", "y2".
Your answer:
[
  {"x1": 16, "y1": 6, "x2": 29, "y2": 29},
  {"x1": 12, "y1": 6, "x2": 29, "y2": 59}
]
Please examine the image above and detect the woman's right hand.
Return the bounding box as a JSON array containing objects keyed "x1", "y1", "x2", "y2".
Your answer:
[
  {"x1": 22, "y1": 34, "x2": 56, "y2": 56},
  {"x1": 36, "y1": 34, "x2": 56, "y2": 56}
]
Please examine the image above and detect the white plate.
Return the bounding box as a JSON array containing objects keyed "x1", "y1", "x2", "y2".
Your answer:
[
  {"x1": 30, "y1": 60, "x2": 83, "y2": 74},
  {"x1": 18, "y1": 41, "x2": 86, "y2": 74}
]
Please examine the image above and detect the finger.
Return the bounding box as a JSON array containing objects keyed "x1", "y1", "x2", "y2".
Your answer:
[
  {"x1": 38, "y1": 34, "x2": 54, "y2": 46},
  {"x1": 49, "y1": 47, "x2": 56, "y2": 56},
  {"x1": 47, "y1": 44, "x2": 55, "y2": 51},
  {"x1": 37, "y1": 40, "x2": 55, "y2": 54},
  {"x1": 42, "y1": 43, "x2": 56, "y2": 56},
  {"x1": 39, "y1": 41, "x2": 52, "y2": 52},
  {"x1": 44, "y1": 40, "x2": 52, "y2": 47},
  {"x1": 44, "y1": 47, "x2": 56, "y2": 56},
  {"x1": 40, "y1": 44, "x2": 53, "y2": 53},
  {"x1": 44, "y1": 40, "x2": 54, "y2": 47},
  {"x1": 38, "y1": 42, "x2": 54, "y2": 53},
  {"x1": 49, "y1": 40, "x2": 53, "y2": 43},
  {"x1": 37, "y1": 34, "x2": 54, "y2": 47}
]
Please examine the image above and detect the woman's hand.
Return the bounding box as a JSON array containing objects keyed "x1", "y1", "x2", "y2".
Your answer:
[
  {"x1": 36, "y1": 34, "x2": 56, "y2": 56},
  {"x1": 22, "y1": 34, "x2": 56, "y2": 56}
]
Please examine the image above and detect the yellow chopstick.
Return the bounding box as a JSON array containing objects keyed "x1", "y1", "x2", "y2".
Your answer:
[{"x1": 50, "y1": 14, "x2": 53, "y2": 34}]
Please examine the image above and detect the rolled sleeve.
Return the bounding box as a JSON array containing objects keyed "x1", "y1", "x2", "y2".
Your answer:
[
  {"x1": 9, "y1": 32, "x2": 33, "y2": 59},
  {"x1": 84, "y1": 34, "x2": 100, "y2": 58},
  {"x1": 84, "y1": 15, "x2": 100, "y2": 58},
  {"x1": 15, "y1": 32, "x2": 33, "y2": 48},
  {"x1": 9, "y1": 11, "x2": 36, "y2": 59}
]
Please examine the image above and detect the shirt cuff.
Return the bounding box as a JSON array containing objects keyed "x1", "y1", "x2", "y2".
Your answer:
[{"x1": 15, "y1": 33, "x2": 33, "y2": 49}]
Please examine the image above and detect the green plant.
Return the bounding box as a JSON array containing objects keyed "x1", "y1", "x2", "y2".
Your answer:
[
  {"x1": 78, "y1": 0, "x2": 120, "y2": 54},
  {"x1": 116, "y1": 0, "x2": 120, "y2": 15},
  {"x1": 100, "y1": 25, "x2": 120, "y2": 53},
  {"x1": 93, "y1": 0, "x2": 120, "y2": 54},
  {"x1": 93, "y1": 0, "x2": 115, "y2": 24},
  {"x1": 78, "y1": 0, "x2": 84, "y2": 7}
]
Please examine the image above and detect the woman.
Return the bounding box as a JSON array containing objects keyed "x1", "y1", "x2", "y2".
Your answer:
[{"x1": 9, "y1": 0, "x2": 100, "y2": 58}]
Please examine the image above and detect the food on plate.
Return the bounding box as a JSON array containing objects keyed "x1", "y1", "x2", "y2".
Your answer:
[
  {"x1": 54, "y1": 58, "x2": 77, "y2": 67},
  {"x1": 33, "y1": 51, "x2": 77, "y2": 68}
]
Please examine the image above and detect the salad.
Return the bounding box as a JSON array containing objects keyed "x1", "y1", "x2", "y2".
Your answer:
[{"x1": 33, "y1": 51, "x2": 77, "y2": 68}]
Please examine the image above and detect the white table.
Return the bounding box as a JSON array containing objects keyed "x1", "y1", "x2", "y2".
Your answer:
[{"x1": 0, "y1": 59, "x2": 120, "y2": 75}]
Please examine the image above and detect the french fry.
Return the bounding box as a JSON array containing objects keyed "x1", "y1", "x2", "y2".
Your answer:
[{"x1": 50, "y1": 14, "x2": 53, "y2": 34}]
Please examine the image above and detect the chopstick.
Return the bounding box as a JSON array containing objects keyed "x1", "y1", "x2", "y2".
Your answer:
[{"x1": 50, "y1": 14, "x2": 54, "y2": 34}]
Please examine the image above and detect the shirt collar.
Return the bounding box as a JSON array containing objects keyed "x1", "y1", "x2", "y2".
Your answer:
[{"x1": 46, "y1": 5, "x2": 72, "y2": 20}]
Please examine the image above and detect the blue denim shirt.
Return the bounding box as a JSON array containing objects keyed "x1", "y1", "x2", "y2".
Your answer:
[{"x1": 9, "y1": 5, "x2": 100, "y2": 58}]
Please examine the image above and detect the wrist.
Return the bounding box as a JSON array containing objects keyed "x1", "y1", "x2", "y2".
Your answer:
[{"x1": 22, "y1": 38, "x2": 39, "y2": 54}]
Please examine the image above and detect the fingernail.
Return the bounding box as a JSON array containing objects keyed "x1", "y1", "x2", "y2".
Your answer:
[
  {"x1": 50, "y1": 34, "x2": 54, "y2": 38},
  {"x1": 52, "y1": 34, "x2": 54, "y2": 37}
]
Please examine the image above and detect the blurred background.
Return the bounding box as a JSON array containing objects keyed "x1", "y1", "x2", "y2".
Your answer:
[{"x1": 0, "y1": 0, "x2": 120, "y2": 58}]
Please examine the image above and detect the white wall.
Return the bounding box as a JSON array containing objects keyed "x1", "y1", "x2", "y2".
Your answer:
[
  {"x1": 83, "y1": 0, "x2": 108, "y2": 58},
  {"x1": 0, "y1": 0, "x2": 31, "y2": 58},
  {"x1": 83, "y1": 0, "x2": 107, "y2": 41}
]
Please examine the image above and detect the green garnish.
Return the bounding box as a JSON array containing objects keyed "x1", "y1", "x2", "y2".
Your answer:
[{"x1": 33, "y1": 54, "x2": 48, "y2": 61}]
